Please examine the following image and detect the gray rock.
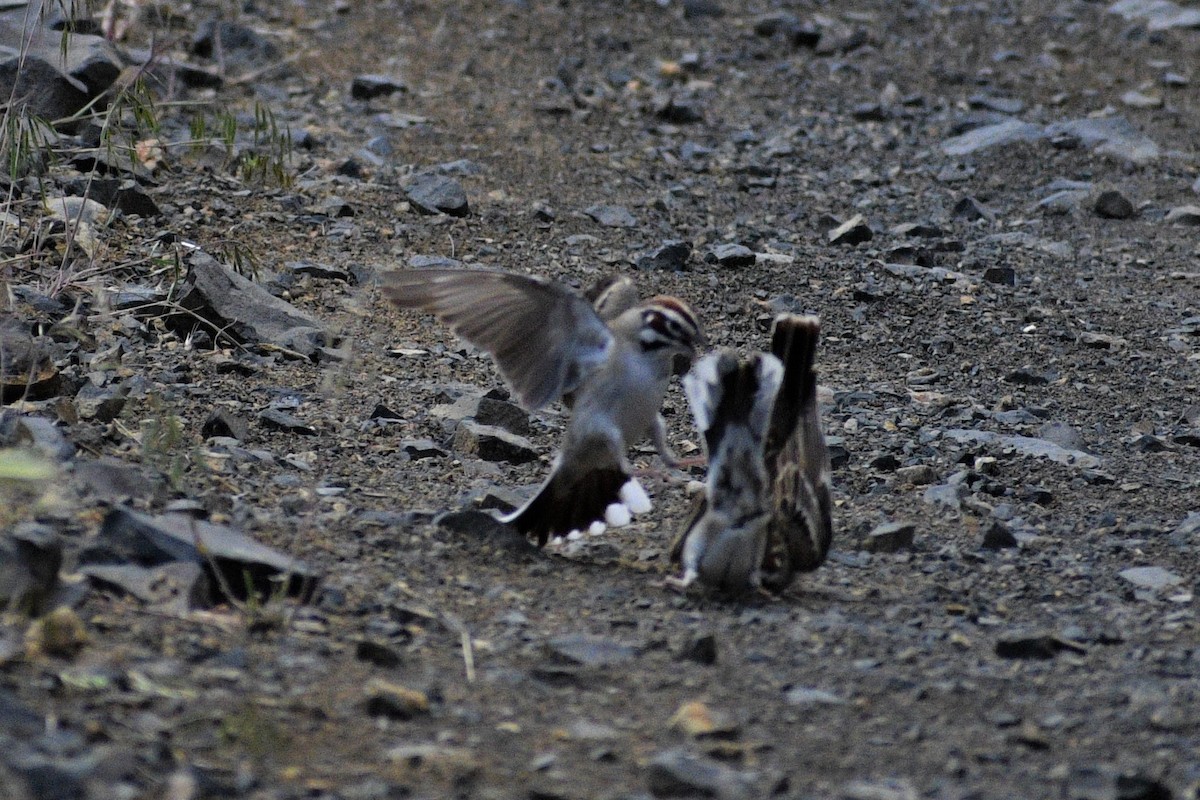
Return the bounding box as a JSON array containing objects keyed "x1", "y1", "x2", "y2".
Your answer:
[
  {"x1": 943, "y1": 429, "x2": 1102, "y2": 469},
  {"x1": 436, "y1": 510, "x2": 536, "y2": 554},
  {"x1": 1121, "y1": 90, "x2": 1162, "y2": 109},
  {"x1": 952, "y1": 195, "x2": 996, "y2": 223},
  {"x1": 1046, "y1": 116, "x2": 1159, "y2": 164},
  {"x1": 981, "y1": 520, "x2": 1018, "y2": 550},
  {"x1": 923, "y1": 483, "x2": 964, "y2": 510},
  {"x1": 73, "y1": 380, "x2": 128, "y2": 422},
  {"x1": 941, "y1": 119, "x2": 1044, "y2": 156},
  {"x1": 547, "y1": 634, "x2": 638, "y2": 667},
  {"x1": 1094, "y1": 190, "x2": 1135, "y2": 219},
  {"x1": 1165, "y1": 204, "x2": 1200, "y2": 225},
  {"x1": 201, "y1": 410, "x2": 248, "y2": 441},
  {"x1": 258, "y1": 409, "x2": 317, "y2": 436},
  {"x1": 408, "y1": 254, "x2": 464, "y2": 269},
  {"x1": 968, "y1": 94, "x2": 1025, "y2": 115},
  {"x1": 995, "y1": 633, "x2": 1086, "y2": 660},
  {"x1": 784, "y1": 686, "x2": 845, "y2": 705},
  {"x1": 0, "y1": 523, "x2": 62, "y2": 616},
  {"x1": 72, "y1": 178, "x2": 161, "y2": 217},
  {"x1": 177, "y1": 251, "x2": 328, "y2": 357},
  {"x1": 78, "y1": 562, "x2": 209, "y2": 609},
  {"x1": 1038, "y1": 189, "x2": 1090, "y2": 214},
  {"x1": 432, "y1": 392, "x2": 531, "y2": 436},
  {"x1": 646, "y1": 749, "x2": 752, "y2": 800},
  {"x1": 399, "y1": 439, "x2": 449, "y2": 460},
  {"x1": 895, "y1": 464, "x2": 937, "y2": 485},
  {"x1": 705, "y1": 243, "x2": 755, "y2": 268},
  {"x1": 1038, "y1": 421, "x2": 1088, "y2": 451},
  {"x1": 1171, "y1": 512, "x2": 1200, "y2": 546},
  {"x1": 351, "y1": 74, "x2": 407, "y2": 100},
  {"x1": 584, "y1": 204, "x2": 637, "y2": 228},
  {"x1": 451, "y1": 420, "x2": 539, "y2": 463},
  {"x1": 983, "y1": 265, "x2": 1016, "y2": 285},
  {"x1": 0, "y1": 328, "x2": 62, "y2": 403},
  {"x1": 654, "y1": 93, "x2": 705, "y2": 124},
  {"x1": 827, "y1": 214, "x2": 873, "y2": 245},
  {"x1": 82, "y1": 507, "x2": 319, "y2": 603},
  {"x1": 0, "y1": 24, "x2": 122, "y2": 122},
  {"x1": 0, "y1": 411, "x2": 74, "y2": 461},
  {"x1": 1109, "y1": 0, "x2": 1200, "y2": 31},
  {"x1": 404, "y1": 173, "x2": 469, "y2": 217},
  {"x1": 1118, "y1": 566, "x2": 1184, "y2": 590},
  {"x1": 637, "y1": 240, "x2": 692, "y2": 271},
  {"x1": 864, "y1": 521, "x2": 916, "y2": 553},
  {"x1": 192, "y1": 19, "x2": 279, "y2": 65}
]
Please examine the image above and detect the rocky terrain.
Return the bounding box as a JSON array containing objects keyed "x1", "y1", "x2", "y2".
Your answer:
[{"x1": 1, "y1": 0, "x2": 1199, "y2": 798}]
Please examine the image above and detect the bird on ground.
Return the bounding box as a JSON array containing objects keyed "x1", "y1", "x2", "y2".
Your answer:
[
  {"x1": 381, "y1": 267, "x2": 705, "y2": 545},
  {"x1": 670, "y1": 350, "x2": 781, "y2": 592},
  {"x1": 671, "y1": 314, "x2": 832, "y2": 593}
]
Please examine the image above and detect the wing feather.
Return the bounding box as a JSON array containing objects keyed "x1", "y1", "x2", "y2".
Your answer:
[{"x1": 381, "y1": 268, "x2": 613, "y2": 410}]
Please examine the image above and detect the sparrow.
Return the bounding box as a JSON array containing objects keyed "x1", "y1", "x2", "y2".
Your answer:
[
  {"x1": 671, "y1": 314, "x2": 833, "y2": 593},
  {"x1": 761, "y1": 314, "x2": 833, "y2": 590},
  {"x1": 380, "y1": 267, "x2": 705, "y2": 545},
  {"x1": 670, "y1": 350, "x2": 782, "y2": 592}
]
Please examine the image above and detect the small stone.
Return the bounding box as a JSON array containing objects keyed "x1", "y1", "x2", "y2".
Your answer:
[
  {"x1": 952, "y1": 195, "x2": 996, "y2": 223},
  {"x1": 655, "y1": 94, "x2": 705, "y2": 124},
  {"x1": 678, "y1": 633, "x2": 717, "y2": 665},
  {"x1": 637, "y1": 240, "x2": 692, "y2": 271},
  {"x1": 436, "y1": 510, "x2": 535, "y2": 554},
  {"x1": 994, "y1": 633, "x2": 1086, "y2": 660},
  {"x1": 584, "y1": 204, "x2": 637, "y2": 228},
  {"x1": 983, "y1": 265, "x2": 1016, "y2": 285},
  {"x1": 547, "y1": 634, "x2": 638, "y2": 667},
  {"x1": 74, "y1": 380, "x2": 128, "y2": 422},
  {"x1": 351, "y1": 74, "x2": 407, "y2": 100},
  {"x1": 404, "y1": 173, "x2": 469, "y2": 217},
  {"x1": 24, "y1": 606, "x2": 88, "y2": 658},
  {"x1": 1004, "y1": 366, "x2": 1052, "y2": 385},
  {"x1": 890, "y1": 221, "x2": 945, "y2": 238},
  {"x1": 1118, "y1": 566, "x2": 1183, "y2": 591},
  {"x1": 201, "y1": 410, "x2": 248, "y2": 440},
  {"x1": 0, "y1": 524, "x2": 62, "y2": 616},
  {"x1": 355, "y1": 639, "x2": 403, "y2": 668},
  {"x1": 1094, "y1": 190, "x2": 1135, "y2": 219},
  {"x1": 827, "y1": 214, "x2": 873, "y2": 245},
  {"x1": 258, "y1": 409, "x2": 317, "y2": 435},
  {"x1": 967, "y1": 94, "x2": 1025, "y2": 115},
  {"x1": 864, "y1": 521, "x2": 916, "y2": 553},
  {"x1": 941, "y1": 119, "x2": 1044, "y2": 156},
  {"x1": 1120, "y1": 90, "x2": 1162, "y2": 109},
  {"x1": 645, "y1": 749, "x2": 751, "y2": 800},
  {"x1": 399, "y1": 439, "x2": 448, "y2": 461},
  {"x1": 704, "y1": 243, "x2": 755, "y2": 268},
  {"x1": 924, "y1": 483, "x2": 964, "y2": 510},
  {"x1": 1038, "y1": 421, "x2": 1087, "y2": 451},
  {"x1": 668, "y1": 701, "x2": 739, "y2": 740},
  {"x1": 895, "y1": 465, "x2": 937, "y2": 485},
  {"x1": 363, "y1": 678, "x2": 429, "y2": 719},
  {"x1": 451, "y1": 420, "x2": 538, "y2": 463},
  {"x1": 981, "y1": 520, "x2": 1018, "y2": 550},
  {"x1": 1165, "y1": 204, "x2": 1200, "y2": 225},
  {"x1": 784, "y1": 686, "x2": 845, "y2": 705}
]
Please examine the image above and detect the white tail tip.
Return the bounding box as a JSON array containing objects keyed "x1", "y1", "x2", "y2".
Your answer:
[{"x1": 619, "y1": 478, "x2": 652, "y2": 515}]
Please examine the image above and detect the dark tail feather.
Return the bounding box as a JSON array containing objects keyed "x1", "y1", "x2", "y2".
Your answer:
[
  {"x1": 504, "y1": 465, "x2": 628, "y2": 546},
  {"x1": 765, "y1": 315, "x2": 820, "y2": 465}
]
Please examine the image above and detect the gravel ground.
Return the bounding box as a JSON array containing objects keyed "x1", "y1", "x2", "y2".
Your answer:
[{"x1": 2, "y1": 1, "x2": 1199, "y2": 798}]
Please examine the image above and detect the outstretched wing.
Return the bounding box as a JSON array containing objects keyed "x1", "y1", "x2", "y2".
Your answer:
[{"x1": 381, "y1": 268, "x2": 613, "y2": 410}]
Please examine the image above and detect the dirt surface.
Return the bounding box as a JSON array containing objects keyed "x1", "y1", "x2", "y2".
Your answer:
[{"x1": 3, "y1": 1, "x2": 1200, "y2": 798}]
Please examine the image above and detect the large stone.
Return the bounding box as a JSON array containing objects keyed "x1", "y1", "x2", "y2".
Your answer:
[
  {"x1": 176, "y1": 251, "x2": 328, "y2": 358},
  {"x1": 81, "y1": 507, "x2": 320, "y2": 604}
]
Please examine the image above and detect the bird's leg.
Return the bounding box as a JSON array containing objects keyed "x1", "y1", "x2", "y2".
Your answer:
[{"x1": 649, "y1": 413, "x2": 707, "y2": 471}]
